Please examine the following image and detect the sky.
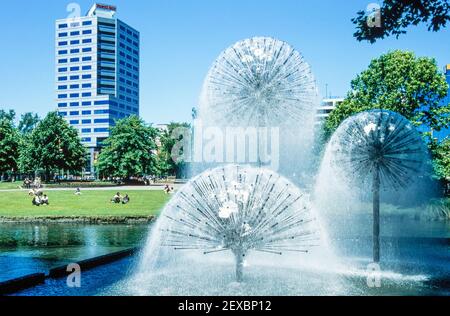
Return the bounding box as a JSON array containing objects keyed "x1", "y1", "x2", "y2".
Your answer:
[{"x1": 0, "y1": 0, "x2": 449, "y2": 125}]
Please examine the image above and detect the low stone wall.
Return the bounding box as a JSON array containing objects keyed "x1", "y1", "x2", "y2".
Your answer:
[
  {"x1": 0, "y1": 216, "x2": 156, "y2": 224},
  {"x1": 0, "y1": 273, "x2": 46, "y2": 295}
]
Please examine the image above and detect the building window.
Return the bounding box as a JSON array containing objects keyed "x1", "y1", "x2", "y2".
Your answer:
[
  {"x1": 94, "y1": 119, "x2": 109, "y2": 124},
  {"x1": 58, "y1": 41, "x2": 68, "y2": 46},
  {"x1": 82, "y1": 92, "x2": 92, "y2": 97},
  {"x1": 81, "y1": 128, "x2": 91, "y2": 133},
  {"x1": 58, "y1": 103, "x2": 67, "y2": 108},
  {"x1": 70, "y1": 31, "x2": 80, "y2": 36},
  {"x1": 82, "y1": 39, "x2": 92, "y2": 44},
  {"x1": 58, "y1": 32, "x2": 68, "y2": 37},
  {"x1": 94, "y1": 128, "x2": 109, "y2": 133},
  {"x1": 82, "y1": 120, "x2": 91, "y2": 124},
  {"x1": 83, "y1": 30, "x2": 92, "y2": 35},
  {"x1": 59, "y1": 112, "x2": 67, "y2": 117},
  {"x1": 82, "y1": 111, "x2": 92, "y2": 115},
  {"x1": 58, "y1": 76, "x2": 68, "y2": 81},
  {"x1": 70, "y1": 40, "x2": 80, "y2": 45},
  {"x1": 58, "y1": 23, "x2": 68, "y2": 29},
  {"x1": 82, "y1": 101, "x2": 92, "y2": 106},
  {"x1": 70, "y1": 66, "x2": 80, "y2": 71},
  {"x1": 58, "y1": 68, "x2": 68, "y2": 73},
  {"x1": 82, "y1": 21, "x2": 93, "y2": 26},
  {"x1": 94, "y1": 109, "x2": 109, "y2": 115},
  {"x1": 82, "y1": 65, "x2": 92, "y2": 71},
  {"x1": 58, "y1": 94, "x2": 68, "y2": 99},
  {"x1": 82, "y1": 47, "x2": 92, "y2": 53},
  {"x1": 94, "y1": 100, "x2": 109, "y2": 105},
  {"x1": 70, "y1": 111, "x2": 79, "y2": 116},
  {"x1": 58, "y1": 59, "x2": 68, "y2": 64},
  {"x1": 82, "y1": 74, "x2": 92, "y2": 79},
  {"x1": 82, "y1": 83, "x2": 92, "y2": 88},
  {"x1": 70, "y1": 75, "x2": 80, "y2": 80},
  {"x1": 70, "y1": 84, "x2": 79, "y2": 89},
  {"x1": 81, "y1": 138, "x2": 91, "y2": 142},
  {"x1": 82, "y1": 56, "x2": 92, "y2": 62},
  {"x1": 70, "y1": 49, "x2": 80, "y2": 54},
  {"x1": 58, "y1": 85, "x2": 67, "y2": 90},
  {"x1": 58, "y1": 50, "x2": 68, "y2": 55},
  {"x1": 70, "y1": 93, "x2": 79, "y2": 98},
  {"x1": 70, "y1": 57, "x2": 80, "y2": 63},
  {"x1": 70, "y1": 102, "x2": 79, "y2": 107}
]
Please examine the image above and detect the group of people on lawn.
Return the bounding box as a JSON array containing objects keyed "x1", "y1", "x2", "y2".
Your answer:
[
  {"x1": 29, "y1": 189, "x2": 49, "y2": 206},
  {"x1": 111, "y1": 192, "x2": 130, "y2": 204}
]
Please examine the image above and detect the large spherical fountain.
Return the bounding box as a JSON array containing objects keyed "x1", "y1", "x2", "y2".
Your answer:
[
  {"x1": 199, "y1": 37, "x2": 318, "y2": 127},
  {"x1": 328, "y1": 110, "x2": 427, "y2": 263},
  {"x1": 155, "y1": 165, "x2": 318, "y2": 282}
]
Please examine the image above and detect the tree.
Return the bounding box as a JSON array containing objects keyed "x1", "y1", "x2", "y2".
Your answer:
[
  {"x1": 19, "y1": 112, "x2": 87, "y2": 179},
  {"x1": 353, "y1": 0, "x2": 450, "y2": 43},
  {"x1": 97, "y1": 116, "x2": 159, "y2": 180},
  {"x1": 0, "y1": 109, "x2": 16, "y2": 122},
  {"x1": 325, "y1": 50, "x2": 450, "y2": 139},
  {"x1": 156, "y1": 122, "x2": 191, "y2": 178},
  {"x1": 0, "y1": 119, "x2": 20, "y2": 180},
  {"x1": 18, "y1": 112, "x2": 40, "y2": 134},
  {"x1": 429, "y1": 137, "x2": 450, "y2": 180}
]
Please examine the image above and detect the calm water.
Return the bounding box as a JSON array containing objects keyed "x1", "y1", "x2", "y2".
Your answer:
[
  {"x1": 2, "y1": 219, "x2": 449, "y2": 296},
  {"x1": 0, "y1": 223, "x2": 149, "y2": 282}
]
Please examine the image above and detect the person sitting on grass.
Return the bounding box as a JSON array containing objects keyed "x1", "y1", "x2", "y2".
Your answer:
[
  {"x1": 41, "y1": 195, "x2": 49, "y2": 206},
  {"x1": 75, "y1": 187, "x2": 81, "y2": 195},
  {"x1": 111, "y1": 192, "x2": 121, "y2": 204},
  {"x1": 32, "y1": 195, "x2": 42, "y2": 206},
  {"x1": 122, "y1": 194, "x2": 130, "y2": 205}
]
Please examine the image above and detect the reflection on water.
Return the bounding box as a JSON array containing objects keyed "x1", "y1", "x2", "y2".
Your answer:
[{"x1": 0, "y1": 223, "x2": 149, "y2": 282}]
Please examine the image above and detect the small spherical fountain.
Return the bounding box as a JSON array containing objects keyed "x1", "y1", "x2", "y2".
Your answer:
[
  {"x1": 160, "y1": 165, "x2": 319, "y2": 281},
  {"x1": 328, "y1": 110, "x2": 427, "y2": 262},
  {"x1": 198, "y1": 37, "x2": 318, "y2": 127}
]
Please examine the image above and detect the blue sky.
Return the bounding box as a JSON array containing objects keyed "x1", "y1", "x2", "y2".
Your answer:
[{"x1": 1, "y1": 0, "x2": 449, "y2": 124}]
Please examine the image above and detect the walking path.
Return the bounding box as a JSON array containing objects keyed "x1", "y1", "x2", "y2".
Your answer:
[{"x1": 0, "y1": 184, "x2": 184, "y2": 193}]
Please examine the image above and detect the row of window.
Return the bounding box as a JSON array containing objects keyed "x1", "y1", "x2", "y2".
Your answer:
[
  {"x1": 58, "y1": 38, "x2": 93, "y2": 46},
  {"x1": 58, "y1": 20, "x2": 92, "y2": 29},
  {"x1": 58, "y1": 93, "x2": 92, "y2": 99},
  {"x1": 58, "y1": 56, "x2": 92, "y2": 64},
  {"x1": 81, "y1": 128, "x2": 109, "y2": 133},
  {"x1": 59, "y1": 29, "x2": 93, "y2": 37},
  {"x1": 58, "y1": 47, "x2": 92, "y2": 55},
  {"x1": 59, "y1": 116, "x2": 111, "y2": 124},
  {"x1": 58, "y1": 100, "x2": 110, "y2": 107},
  {"x1": 119, "y1": 68, "x2": 139, "y2": 81},
  {"x1": 58, "y1": 83, "x2": 92, "y2": 90},
  {"x1": 119, "y1": 25, "x2": 139, "y2": 40},
  {"x1": 119, "y1": 43, "x2": 139, "y2": 57},
  {"x1": 58, "y1": 74, "x2": 92, "y2": 81},
  {"x1": 119, "y1": 34, "x2": 139, "y2": 49},
  {"x1": 62, "y1": 109, "x2": 111, "y2": 115},
  {"x1": 58, "y1": 65, "x2": 92, "y2": 72},
  {"x1": 119, "y1": 51, "x2": 139, "y2": 64}
]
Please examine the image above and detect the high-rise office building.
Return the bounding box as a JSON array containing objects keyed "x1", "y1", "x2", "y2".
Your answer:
[
  {"x1": 433, "y1": 64, "x2": 450, "y2": 141},
  {"x1": 55, "y1": 3, "x2": 140, "y2": 174},
  {"x1": 315, "y1": 97, "x2": 344, "y2": 127}
]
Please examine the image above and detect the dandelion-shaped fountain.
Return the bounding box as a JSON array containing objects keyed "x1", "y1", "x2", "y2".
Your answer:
[
  {"x1": 328, "y1": 110, "x2": 427, "y2": 262},
  {"x1": 199, "y1": 37, "x2": 318, "y2": 127},
  {"x1": 160, "y1": 165, "x2": 318, "y2": 281}
]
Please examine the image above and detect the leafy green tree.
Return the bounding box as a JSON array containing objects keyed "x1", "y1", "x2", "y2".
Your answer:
[
  {"x1": 156, "y1": 122, "x2": 191, "y2": 178},
  {"x1": 0, "y1": 119, "x2": 20, "y2": 180},
  {"x1": 97, "y1": 115, "x2": 159, "y2": 180},
  {"x1": 19, "y1": 112, "x2": 87, "y2": 179},
  {"x1": 18, "y1": 112, "x2": 40, "y2": 134},
  {"x1": 325, "y1": 50, "x2": 450, "y2": 139},
  {"x1": 0, "y1": 109, "x2": 16, "y2": 122},
  {"x1": 429, "y1": 138, "x2": 450, "y2": 180},
  {"x1": 353, "y1": 0, "x2": 450, "y2": 43}
]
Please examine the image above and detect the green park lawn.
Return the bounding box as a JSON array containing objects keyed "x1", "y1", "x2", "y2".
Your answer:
[
  {"x1": 0, "y1": 182, "x2": 23, "y2": 190},
  {"x1": 0, "y1": 190, "x2": 170, "y2": 218}
]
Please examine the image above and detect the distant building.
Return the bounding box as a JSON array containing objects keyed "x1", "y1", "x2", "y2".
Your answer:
[
  {"x1": 55, "y1": 3, "x2": 140, "y2": 174},
  {"x1": 315, "y1": 97, "x2": 344, "y2": 127}
]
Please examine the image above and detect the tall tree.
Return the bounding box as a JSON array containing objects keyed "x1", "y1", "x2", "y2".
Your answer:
[
  {"x1": 18, "y1": 112, "x2": 40, "y2": 134},
  {"x1": 97, "y1": 116, "x2": 159, "y2": 180},
  {"x1": 157, "y1": 122, "x2": 191, "y2": 178},
  {"x1": 20, "y1": 112, "x2": 87, "y2": 179},
  {"x1": 0, "y1": 109, "x2": 16, "y2": 122},
  {"x1": 325, "y1": 50, "x2": 450, "y2": 139},
  {"x1": 429, "y1": 137, "x2": 450, "y2": 180},
  {"x1": 0, "y1": 119, "x2": 20, "y2": 180},
  {"x1": 353, "y1": 0, "x2": 450, "y2": 43}
]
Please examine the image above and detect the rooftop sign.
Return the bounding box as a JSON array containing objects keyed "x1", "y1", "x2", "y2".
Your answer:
[{"x1": 96, "y1": 4, "x2": 117, "y2": 11}]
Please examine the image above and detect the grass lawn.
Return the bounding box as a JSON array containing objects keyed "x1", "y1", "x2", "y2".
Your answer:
[
  {"x1": 0, "y1": 190, "x2": 170, "y2": 217},
  {"x1": 0, "y1": 182, "x2": 23, "y2": 190}
]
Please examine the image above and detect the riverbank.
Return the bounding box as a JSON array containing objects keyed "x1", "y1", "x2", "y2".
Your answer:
[{"x1": 0, "y1": 215, "x2": 155, "y2": 224}]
